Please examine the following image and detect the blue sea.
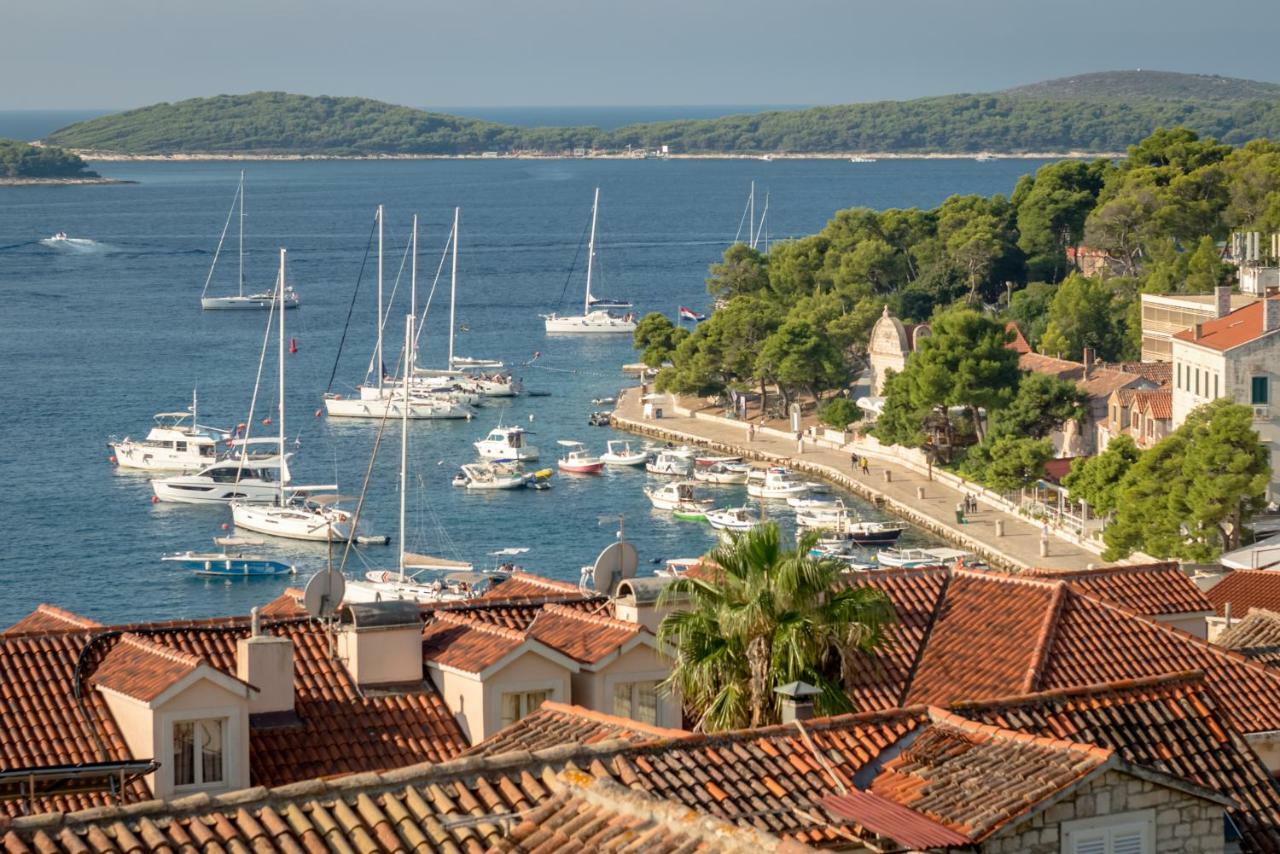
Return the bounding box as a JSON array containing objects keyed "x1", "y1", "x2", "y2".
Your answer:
[{"x1": 0, "y1": 155, "x2": 1054, "y2": 625}]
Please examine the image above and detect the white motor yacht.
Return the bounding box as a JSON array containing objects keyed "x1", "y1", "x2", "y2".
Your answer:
[
  {"x1": 601, "y1": 439, "x2": 649, "y2": 466},
  {"x1": 152, "y1": 447, "x2": 289, "y2": 504},
  {"x1": 746, "y1": 467, "x2": 811, "y2": 499},
  {"x1": 543, "y1": 188, "x2": 637, "y2": 334},
  {"x1": 706, "y1": 506, "x2": 761, "y2": 532},
  {"x1": 646, "y1": 448, "x2": 693, "y2": 477},
  {"x1": 693, "y1": 461, "x2": 751, "y2": 484},
  {"x1": 111, "y1": 394, "x2": 227, "y2": 473},
  {"x1": 475, "y1": 426, "x2": 539, "y2": 462}
]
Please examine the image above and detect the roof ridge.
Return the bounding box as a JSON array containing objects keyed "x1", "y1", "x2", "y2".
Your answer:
[
  {"x1": 1023, "y1": 581, "x2": 1068, "y2": 693},
  {"x1": 1026, "y1": 561, "x2": 1179, "y2": 579},
  {"x1": 115, "y1": 632, "x2": 206, "y2": 669},
  {"x1": 925, "y1": 707, "x2": 1114, "y2": 762},
  {"x1": 535, "y1": 701, "x2": 687, "y2": 739},
  {"x1": 946, "y1": 671, "x2": 1208, "y2": 711},
  {"x1": 895, "y1": 569, "x2": 953, "y2": 707},
  {"x1": 538, "y1": 602, "x2": 643, "y2": 633},
  {"x1": 431, "y1": 610, "x2": 528, "y2": 642},
  {"x1": 955, "y1": 568, "x2": 1062, "y2": 591},
  {"x1": 35, "y1": 603, "x2": 103, "y2": 629}
]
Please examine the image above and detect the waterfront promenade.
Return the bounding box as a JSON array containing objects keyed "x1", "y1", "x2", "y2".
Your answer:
[{"x1": 612, "y1": 387, "x2": 1100, "y2": 572}]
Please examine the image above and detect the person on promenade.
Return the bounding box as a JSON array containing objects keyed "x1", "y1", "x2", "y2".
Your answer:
[
  {"x1": 859, "y1": 456, "x2": 870, "y2": 475},
  {"x1": 795, "y1": 432, "x2": 804, "y2": 454},
  {"x1": 747, "y1": 422, "x2": 756, "y2": 443},
  {"x1": 955, "y1": 501, "x2": 967, "y2": 525},
  {"x1": 850, "y1": 451, "x2": 859, "y2": 472}
]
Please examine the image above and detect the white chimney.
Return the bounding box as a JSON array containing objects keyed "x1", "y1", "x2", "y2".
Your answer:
[
  {"x1": 1215, "y1": 285, "x2": 1232, "y2": 319},
  {"x1": 337, "y1": 601, "x2": 425, "y2": 687},
  {"x1": 236, "y1": 608, "x2": 295, "y2": 715}
]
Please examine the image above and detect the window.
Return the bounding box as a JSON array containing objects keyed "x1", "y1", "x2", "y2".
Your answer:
[
  {"x1": 1214, "y1": 373, "x2": 1219, "y2": 399},
  {"x1": 500, "y1": 690, "x2": 549, "y2": 727},
  {"x1": 1176, "y1": 363, "x2": 1182, "y2": 389},
  {"x1": 172, "y1": 718, "x2": 224, "y2": 788},
  {"x1": 1254, "y1": 376, "x2": 1270, "y2": 405},
  {"x1": 1195, "y1": 368, "x2": 1201, "y2": 396},
  {"x1": 613, "y1": 680, "x2": 660, "y2": 725},
  {"x1": 1061, "y1": 810, "x2": 1154, "y2": 854}
]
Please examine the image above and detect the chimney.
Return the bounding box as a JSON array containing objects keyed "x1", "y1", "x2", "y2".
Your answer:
[
  {"x1": 1215, "y1": 285, "x2": 1232, "y2": 319},
  {"x1": 337, "y1": 601, "x2": 425, "y2": 687},
  {"x1": 1193, "y1": 322, "x2": 1203, "y2": 341},
  {"x1": 776, "y1": 681, "x2": 821, "y2": 723},
  {"x1": 1266, "y1": 295, "x2": 1280, "y2": 333},
  {"x1": 1082, "y1": 347, "x2": 1095, "y2": 376},
  {"x1": 236, "y1": 607, "x2": 295, "y2": 715}
]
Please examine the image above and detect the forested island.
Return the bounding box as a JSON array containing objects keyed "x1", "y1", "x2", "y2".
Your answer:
[
  {"x1": 45, "y1": 71, "x2": 1280, "y2": 157},
  {"x1": 0, "y1": 139, "x2": 101, "y2": 180},
  {"x1": 633, "y1": 125, "x2": 1278, "y2": 561}
]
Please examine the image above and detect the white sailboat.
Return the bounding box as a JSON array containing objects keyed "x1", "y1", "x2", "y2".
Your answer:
[
  {"x1": 230, "y1": 249, "x2": 347, "y2": 540},
  {"x1": 201, "y1": 171, "x2": 300, "y2": 311},
  {"x1": 543, "y1": 188, "x2": 637, "y2": 334},
  {"x1": 110, "y1": 390, "x2": 228, "y2": 472},
  {"x1": 735, "y1": 180, "x2": 769, "y2": 252},
  {"x1": 324, "y1": 208, "x2": 474, "y2": 420},
  {"x1": 345, "y1": 314, "x2": 487, "y2": 604}
]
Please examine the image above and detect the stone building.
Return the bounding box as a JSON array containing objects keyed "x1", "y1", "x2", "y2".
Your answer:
[{"x1": 867, "y1": 305, "x2": 930, "y2": 394}]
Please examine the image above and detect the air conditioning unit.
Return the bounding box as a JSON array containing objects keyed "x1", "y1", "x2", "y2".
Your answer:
[{"x1": 1254, "y1": 405, "x2": 1270, "y2": 420}]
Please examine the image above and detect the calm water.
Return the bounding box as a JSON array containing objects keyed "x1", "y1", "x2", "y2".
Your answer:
[{"x1": 0, "y1": 157, "x2": 1051, "y2": 624}]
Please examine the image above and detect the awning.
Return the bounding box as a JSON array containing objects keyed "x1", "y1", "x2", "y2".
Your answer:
[{"x1": 403, "y1": 552, "x2": 474, "y2": 571}]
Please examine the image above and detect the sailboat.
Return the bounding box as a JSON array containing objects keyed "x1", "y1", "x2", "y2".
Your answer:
[
  {"x1": 542, "y1": 188, "x2": 637, "y2": 334},
  {"x1": 200, "y1": 171, "x2": 300, "y2": 311},
  {"x1": 735, "y1": 180, "x2": 769, "y2": 253},
  {"x1": 344, "y1": 315, "x2": 495, "y2": 604},
  {"x1": 412, "y1": 208, "x2": 522, "y2": 397},
  {"x1": 323, "y1": 208, "x2": 474, "y2": 419},
  {"x1": 230, "y1": 249, "x2": 349, "y2": 541}
]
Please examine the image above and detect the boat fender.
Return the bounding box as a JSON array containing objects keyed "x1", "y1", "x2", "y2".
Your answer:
[
  {"x1": 151, "y1": 496, "x2": 159, "y2": 504},
  {"x1": 221, "y1": 523, "x2": 229, "y2": 530},
  {"x1": 109, "y1": 456, "x2": 116, "y2": 464},
  {"x1": 262, "y1": 417, "x2": 272, "y2": 426},
  {"x1": 314, "y1": 409, "x2": 322, "y2": 417}
]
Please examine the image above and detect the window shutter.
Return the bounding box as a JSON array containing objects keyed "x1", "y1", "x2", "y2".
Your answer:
[
  {"x1": 1071, "y1": 831, "x2": 1107, "y2": 854},
  {"x1": 1111, "y1": 828, "x2": 1146, "y2": 854}
]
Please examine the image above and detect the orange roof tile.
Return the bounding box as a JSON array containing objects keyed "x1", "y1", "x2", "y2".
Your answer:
[
  {"x1": 421, "y1": 611, "x2": 530, "y2": 673},
  {"x1": 1019, "y1": 353, "x2": 1148, "y2": 399},
  {"x1": 526, "y1": 603, "x2": 647, "y2": 665},
  {"x1": 479, "y1": 570, "x2": 588, "y2": 601},
  {"x1": 1023, "y1": 562, "x2": 1211, "y2": 616},
  {"x1": 1173, "y1": 296, "x2": 1280, "y2": 351},
  {"x1": 1004, "y1": 322, "x2": 1031, "y2": 354},
  {"x1": 1207, "y1": 570, "x2": 1280, "y2": 616},
  {"x1": 1135, "y1": 388, "x2": 1173, "y2": 420},
  {"x1": 3, "y1": 604, "x2": 103, "y2": 635},
  {"x1": 467, "y1": 701, "x2": 687, "y2": 757},
  {"x1": 91, "y1": 634, "x2": 206, "y2": 703}
]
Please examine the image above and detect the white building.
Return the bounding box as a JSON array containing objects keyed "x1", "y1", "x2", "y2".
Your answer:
[
  {"x1": 1140, "y1": 286, "x2": 1256, "y2": 362},
  {"x1": 1170, "y1": 291, "x2": 1280, "y2": 500},
  {"x1": 867, "y1": 306, "x2": 930, "y2": 395}
]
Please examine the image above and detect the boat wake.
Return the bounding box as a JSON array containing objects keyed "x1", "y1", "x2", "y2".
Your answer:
[{"x1": 40, "y1": 236, "x2": 108, "y2": 252}]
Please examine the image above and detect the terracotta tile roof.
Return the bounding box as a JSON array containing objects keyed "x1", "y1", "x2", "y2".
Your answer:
[
  {"x1": 904, "y1": 572, "x2": 1062, "y2": 705},
  {"x1": 0, "y1": 631, "x2": 151, "y2": 816},
  {"x1": 479, "y1": 570, "x2": 589, "y2": 601},
  {"x1": 466, "y1": 701, "x2": 687, "y2": 757},
  {"x1": 838, "y1": 567, "x2": 949, "y2": 711},
  {"x1": 1023, "y1": 562, "x2": 1212, "y2": 616},
  {"x1": 421, "y1": 611, "x2": 529, "y2": 674},
  {"x1": 257, "y1": 589, "x2": 307, "y2": 618},
  {"x1": 872, "y1": 569, "x2": 1280, "y2": 735},
  {"x1": 1004, "y1": 321, "x2": 1031, "y2": 354},
  {"x1": 1042, "y1": 456, "x2": 1077, "y2": 484},
  {"x1": 820, "y1": 790, "x2": 970, "y2": 849},
  {"x1": 864, "y1": 708, "x2": 1111, "y2": 842},
  {"x1": 90, "y1": 633, "x2": 206, "y2": 703},
  {"x1": 1216, "y1": 608, "x2": 1280, "y2": 650},
  {"x1": 431, "y1": 596, "x2": 608, "y2": 631},
  {"x1": 954, "y1": 672, "x2": 1280, "y2": 853},
  {"x1": 3, "y1": 605, "x2": 102, "y2": 636},
  {"x1": 1208, "y1": 570, "x2": 1280, "y2": 616},
  {"x1": 1135, "y1": 388, "x2": 1173, "y2": 420},
  {"x1": 526, "y1": 603, "x2": 647, "y2": 665},
  {"x1": 1019, "y1": 352, "x2": 1148, "y2": 399},
  {"x1": 9, "y1": 675, "x2": 1274, "y2": 852},
  {"x1": 1173, "y1": 296, "x2": 1280, "y2": 351},
  {"x1": 1118, "y1": 361, "x2": 1173, "y2": 386}
]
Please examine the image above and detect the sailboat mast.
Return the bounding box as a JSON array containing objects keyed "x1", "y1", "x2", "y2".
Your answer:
[
  {"x1": 238, "y1": 171, "x2": 245, "y2": 298},
  {"x1": 410, "y1": 214, "x2": 418, "y2": 342},
  {"x1": 398, "y1": 313, "x2": 412, "y2": 579},
  {"x1": 449, "y1": 207, "x2": 459, "y2": 369},
  {"x1": 277, "y1": 248, "x2": 287, "y2": 506},
  {"x1": 749, "y1": 181, "x2": 756, "y2": 249},
  {"x1": 191, "y1": 387, "x2": 198, "y2": 435},
  {"x1": 376, "y1": 205, "x2": 384, "y2": 393},
  {"x1": 584, "y1": 187, "x2": 599, "y2": 314}
]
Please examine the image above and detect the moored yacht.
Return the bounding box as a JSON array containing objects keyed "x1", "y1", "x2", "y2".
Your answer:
[
  {"x1": 151, "y1": 443, "x2": 288, "y2": 504},
  {"x1": 543, "y1": 188, "x2": 637, "y2": 334},
  {"x1": 110, "y1": 393, "x2": 228, "y2": 473},
  {"x1": 475, "y1": 425, "x2": 539, "y2": 462},
  {"x1": 200, "y1": 172, "x2": 300, "y2": 310}
]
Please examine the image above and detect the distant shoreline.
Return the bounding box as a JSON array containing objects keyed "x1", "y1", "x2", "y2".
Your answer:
[
  {"x1": 0, "y1": 176, "x2": 134, "y2": 186},
  {"x1": 75, "y1": 149, "x2": 1119, "y2": 163}
]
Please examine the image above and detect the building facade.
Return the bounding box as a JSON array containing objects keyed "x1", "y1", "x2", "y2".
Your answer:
[{"x1": 1140, "y1": 287, "x2": 1256, "y2": 362}]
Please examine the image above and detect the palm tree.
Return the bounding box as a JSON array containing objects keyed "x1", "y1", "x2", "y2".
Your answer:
[{"x1": 658, "y1": 523, "x2": 894, "y2": 732}]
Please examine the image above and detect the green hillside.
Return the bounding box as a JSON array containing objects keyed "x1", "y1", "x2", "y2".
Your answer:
[
  {"x1": 45, "y1": 71, "x2": 1280, "y2": 156},
  {"x1": 0, "y1": 138, "x2": 98, "y2": 178}
]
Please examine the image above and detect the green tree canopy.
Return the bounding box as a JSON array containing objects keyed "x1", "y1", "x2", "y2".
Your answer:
[
  {"x1": 1063, "y1": 435, "x2": 1140, "y2": 516},
  {"x1": 1039, "y1": 273, "x2": 1127, "y2": 361},
  {"x1": 706, "y1": 243, "x2": 769, "y2": 300},
  {"x1": 658, "y1": 524, "x2": 894, "y2": 731}
]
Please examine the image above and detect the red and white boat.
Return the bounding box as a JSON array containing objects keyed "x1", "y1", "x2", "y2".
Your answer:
[{"x1": 556, "y1": 440, "x2": 605, "y2": 474}]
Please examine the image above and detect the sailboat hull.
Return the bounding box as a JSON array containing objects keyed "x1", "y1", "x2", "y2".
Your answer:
[
  {"x1": 202, "y1": 292, "x2": 300, "y2": 310},
  {"x1": 544, "y1": 314, "x2": 637, "y2": 334},
  {"x1": 324, "y1": 396, "x2": 473, "y2": 420}
]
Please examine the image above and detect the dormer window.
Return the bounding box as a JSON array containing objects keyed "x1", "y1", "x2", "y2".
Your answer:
[{"x1": 173, "y1": 718, "x2": 225, "y2": 788}]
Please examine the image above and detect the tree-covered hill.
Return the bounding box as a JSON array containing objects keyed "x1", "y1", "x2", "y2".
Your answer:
[
  {"x1": 0, "y1": 139, "x2": 98, "y2": 178},
  {"x1": 1000, "y1": 70, "x2": 1280, "y2": 102},
  {"x1": 45, "y1": 71, "x2": 1280, "y2": 156}
]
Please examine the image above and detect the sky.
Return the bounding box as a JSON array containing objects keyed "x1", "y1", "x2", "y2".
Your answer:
[{"x1": 4, "y1": 0, "x2": 1278, "y2": 110}]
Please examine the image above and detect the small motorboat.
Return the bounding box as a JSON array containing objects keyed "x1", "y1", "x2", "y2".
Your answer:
[
  {"x1": 646, "y1": 481, "x2": 715, "y2": 514},
  {"x1": 806, "y1": 517, "x2": 906, "y2": 546},
  {"x1": 161, "y1": 542, "x2": 296, "y2": 578},
  {"x1": 601, "y1": 439, "x2": 649, "y2": 467},
  {"x1": 794, "y1": 500, "x2": 852, "y2": 527},
  {"x1": 746, "y1": 467, "x2": 810, "y2": 499},
  {"x1": 588, "y1": 411, "x2": 612, "y2": 427},
  {"x1": 693, "y1": 461, "x2": 751, "y2": 484},
  {"x1": 646, "y1": 448, "x2": 693, "y2": 477},
  {"x1": 591, "y1": 396, "x2": 617, "y2": 405},
  {"x1": 787, "y1": 496, "x2": 842, "y2": 511},
  {"x1": 454, "y1": 462, "x2": 531, "y2": 490},
  {"x1": 526, "y1": 468, "x2": 555, "y2": 489},
  {"x1": 475, "y1": 425, "x2": 539, "y2": 462},
  {"x1": 557, "y1": 440, "x2": 605, "y2": 474},
  {"x1": 706, "y1": 506, "x2": 760, "y2": 532},
  {"x1": 876, "y1": 547, "x2": 951, "y2": 568},
  {"x1": 695, "y1": 454, "x2": 742, "y2": 467},
  {"x1": 656, "y1": 557, "x2": 702, "y2": 578}
]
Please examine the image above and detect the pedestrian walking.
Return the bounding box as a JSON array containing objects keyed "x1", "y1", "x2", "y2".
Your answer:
[
  {"x1": 850, "y1": 451, "x2": 859, "y2": 472},
  {"x1": 859, "y1": 456, "x2": 870, "y2": 475},
  {"x1": 747, "y1": 422, "x2": 756, "y2": 442},
  {"x1": 795, "y1": 431, "x2": 804, "y2": 454},
  {"x1": 955, "y1": 501, "x2": 967, "y2": 525}
]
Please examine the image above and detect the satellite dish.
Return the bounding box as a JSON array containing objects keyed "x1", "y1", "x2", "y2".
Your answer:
[
  {"x1": 303, "y1": 569, "x2": 345, "y2": 619},
  {"x1": 591, "y1": 540, "x2": 639, "y2": 595}
]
